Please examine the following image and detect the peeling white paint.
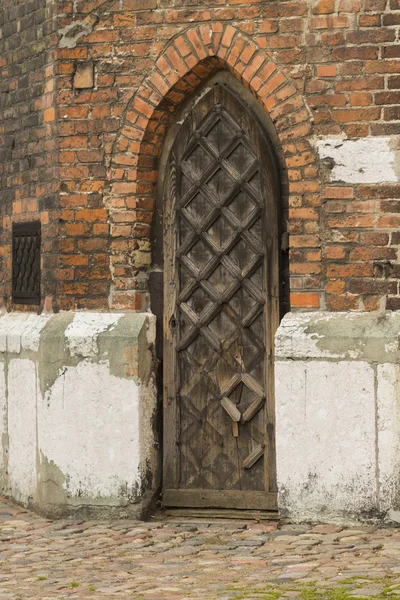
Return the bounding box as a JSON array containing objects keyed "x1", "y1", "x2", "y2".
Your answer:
[
  {"x1": 275, "y1": 312, "x2": 344, "y2": 360},
  {"x1": 65, "y1": 313, "x2": 123, "y2": 358},
  {"x1": 39, "y1": 360, "x2": 141, "y2": 499},
  {"x1": 316, "y1": 137, "x2": 399, "y2": 184}
]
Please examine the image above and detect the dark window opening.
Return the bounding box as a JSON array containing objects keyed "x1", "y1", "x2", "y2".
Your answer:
[{"x1": 12, "y1": 222, "x2": 41, "y2": 305}]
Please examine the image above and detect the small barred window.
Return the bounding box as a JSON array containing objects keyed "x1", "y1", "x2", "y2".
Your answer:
[{"x1": 12, "y1": 222, "x2": 41, "y2": 305}]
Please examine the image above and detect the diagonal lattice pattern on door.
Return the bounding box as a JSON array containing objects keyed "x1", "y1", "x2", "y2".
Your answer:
[{"x1": 176, "y1": 103, "x2": 267, "y2": 491}]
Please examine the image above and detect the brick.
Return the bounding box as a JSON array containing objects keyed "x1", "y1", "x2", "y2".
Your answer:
[
  {"x1": 349, "y1": 92, "x2": 373, "y2": 106},
  {"x1": 123, "y1": 0, "x2": 156, "y2": 9},
  {"x1": 383, "y1": 14, "x2": 400, "y2": 26},
  {"x1": 313, "y1": 0, "x2": 335, "y2": 14},
  {"x1": 359, "y1": 185, "x2": 400, "y2": 199},
  {"x1": 325, "y1": 187, "x2": 354, "y2": 199},
  {"x1": 65, "y1": 223, "x2": 89, "y2": 236},
  {"x1": 75, "y1": 209, "x2": 108, "y2": 221},
  {"x1": 377, "y1": 216, "x2": 400, "y2": 228},
  {"x1": 328, "y1": 215, "x2": 374, "y2": 228},
  {"x1": 348, "y1": 280, "x2": 397, "y2": 295},
  {"x1": 363, "y1": 232, "x2": 389, "y2": 246},
  {"x1": 350, "y1": 247, "x2": 396, "y2": 261},
  {"x1": 338, "y1": 0, "x2": 361, "y2": 12},
  {"x1": 290, "y1": 292, "x2": 320, "y2": 308},
  {"x1": 44, "y1": 108, "x2": 56, "y2": 122},
  {"x1": 62, "y1": 106, "x2": 90, "y2": 119},
  {"x1": 388, "y1": 76, "x2": 400, "y2": 90},
  {"x1": 327, "y1": 264, "x2": 374, "y2": 277},
  {"x1": 326, "y1": 294, "x2": 359, "y2": 310},
  {"x1": 311, "y1": 16, "x2": 349, "y2": 29},
  {"x1": 384, "y1": 106, "x2": 400, "y2": 121},
  {"x1": 325, "y1": 246, "x2": 346, "y2": 259},
  {"x1": 332, "y1": 108, "x2": 381, "y2": 122},
  {"x1": 387, "y1": 298, "x2": 400, "y2": 310},
  {"x1": 359, "y1": 15, "x2": 380, "y2": 27},
  {"x1": 317, "y1": 65, "x2": 337, "y2": 77},
  {"x1": 366, "y1": 60, "x2": 400, "y2": 74},
  {"x1": 326, "y1": 280, "x2": 346, "y2": 294},
  {"x1": 221, "y1": 25, "x2": 236, "y2": 47},
  {"x1": 375, "y1": 92, "x2": 400, "y2": 105}
]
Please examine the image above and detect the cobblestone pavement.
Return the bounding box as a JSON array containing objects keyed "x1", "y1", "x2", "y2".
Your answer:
[{"x1": 2, "y1": 498, "x2": 400, "y2": 599}]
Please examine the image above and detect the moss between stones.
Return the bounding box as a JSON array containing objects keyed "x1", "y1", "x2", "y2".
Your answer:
[{"x1": 215, "y1": 576, "x2": 400, "y2": 600}]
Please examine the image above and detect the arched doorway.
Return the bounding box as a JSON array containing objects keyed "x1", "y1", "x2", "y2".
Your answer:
[{"x1": 161, "y1": 82, "x2": 281, "y2": 511}]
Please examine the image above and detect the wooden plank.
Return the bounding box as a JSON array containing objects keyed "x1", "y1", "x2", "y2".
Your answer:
[
  {"x1": 243, "y1": 444, "x2": 265, "y2": 469},
  {"x1": 162, "y1": 508, "x2": 279, "y2": 521},
  {"x1": 163, "y1": 151, "x2": 180, "y2": 490},
  {"x1": 241, "y1": 373, "x2": 265, "y2": 399},
  {"x1": 163, "y1": 489, "x2": 278, "y2": 511},
  {"x1": 242, "y1": 396, "x2": 264, "y2": 422},
  {"x1": 221, "y1": 396, "x2": 241, "y2": 422}
]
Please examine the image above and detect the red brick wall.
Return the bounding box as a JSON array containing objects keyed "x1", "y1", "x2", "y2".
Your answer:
[
  {"x1": 2, "y1": 0, "x2": 400, "y2": 312},
  {"x1": 0, "y1": 0, "x2": 59, "y2": 309}
]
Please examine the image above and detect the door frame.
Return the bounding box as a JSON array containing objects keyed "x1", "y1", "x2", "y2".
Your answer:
[{"x1": 150, "y1": 71, "x2": 289, "y2": 504}]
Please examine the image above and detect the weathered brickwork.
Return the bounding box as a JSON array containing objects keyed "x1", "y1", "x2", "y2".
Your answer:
[
  {"x1": 2, "y1": 0, "x2": 400, "y2": 311},
  {"x1": 0, "y1": 0, "x2": 59, "y2": 309}
]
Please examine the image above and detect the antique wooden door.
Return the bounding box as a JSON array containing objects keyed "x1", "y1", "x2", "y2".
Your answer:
[{"x1": 163, "y1": 84, "x2": 280, "y2": 511}]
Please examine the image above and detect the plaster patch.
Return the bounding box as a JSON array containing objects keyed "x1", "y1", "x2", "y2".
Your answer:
[
  {"x1": 315, "y1": 137, "x2": 398, "y2": 184},
  {"x1": 38, "y1": 360, "x2": 142, "y2": 500},
  {"x1": 58, "y1": 13, "x2": 98, "y2": 48},
  {"x1": 65, "y1": 313, "x2": 123, "y2": 358}
]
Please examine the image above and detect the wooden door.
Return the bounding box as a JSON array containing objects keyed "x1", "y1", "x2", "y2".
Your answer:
[{"x1": 163, "y1": 85, "x2": 280, "y2": 511}]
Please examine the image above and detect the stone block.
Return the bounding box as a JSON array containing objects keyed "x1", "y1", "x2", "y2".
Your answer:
[{"x1": 73, "y1": 62, "x2": 94, "y2": 89}]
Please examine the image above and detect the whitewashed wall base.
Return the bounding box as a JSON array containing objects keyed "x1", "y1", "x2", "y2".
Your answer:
[
  {"x1": 0, "y1": 311, "x2": 158, "y2": 519},
  {"x1": 275, "y1": 312, "x2": 400, "y2": 524}
]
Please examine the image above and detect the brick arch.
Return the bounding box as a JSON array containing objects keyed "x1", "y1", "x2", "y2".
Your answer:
[{"x1": 108, "y1": 23, "x2": 319, "y2": 311}]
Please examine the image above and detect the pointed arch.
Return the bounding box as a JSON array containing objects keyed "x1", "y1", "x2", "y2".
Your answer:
[{"x1": 108, "y1": 23, "x2": 319, "y2": 310}]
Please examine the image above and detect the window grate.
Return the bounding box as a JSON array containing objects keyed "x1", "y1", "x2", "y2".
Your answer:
[{"x1": 12, "y1": 222, "x2": 41, "y2": 305}]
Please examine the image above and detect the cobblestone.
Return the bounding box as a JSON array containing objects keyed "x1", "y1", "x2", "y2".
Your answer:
[{"x1": 1, "y1": 498, "x2": 400, "y2": 599}]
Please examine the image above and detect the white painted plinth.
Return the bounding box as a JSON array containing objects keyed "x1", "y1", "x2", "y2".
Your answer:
[
  {"x1": 0, "y1": 311, "x2": 158, "y2": 518},
  {"x1": 275, "y1": 312, "x2": 400, "y2": 524}
]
